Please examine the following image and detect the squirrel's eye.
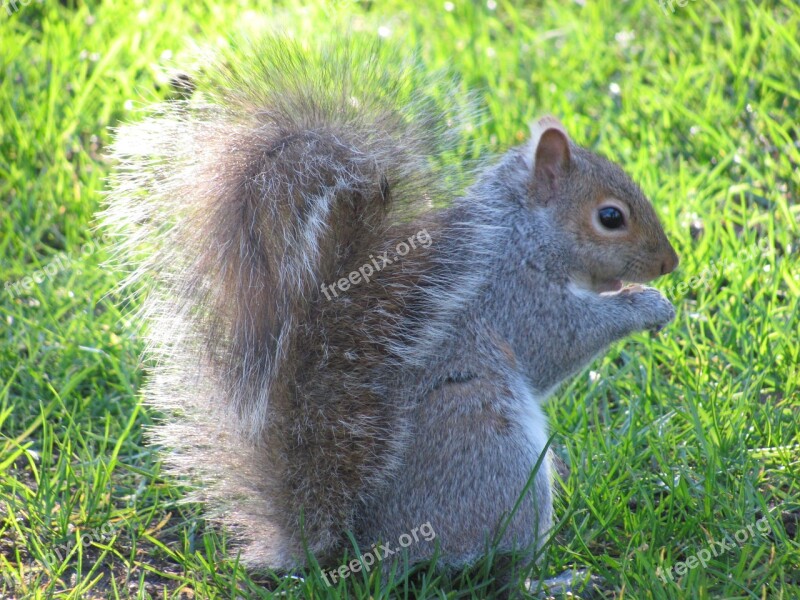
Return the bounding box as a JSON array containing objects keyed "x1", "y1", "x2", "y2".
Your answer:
[{"x1": 598, "y1": 206, "x2": 625, "y2": 229}]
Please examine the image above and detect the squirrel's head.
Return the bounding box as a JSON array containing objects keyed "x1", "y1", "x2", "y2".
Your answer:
[{"x1": 524, "y1": 116, "x2": 679, "y2": 293}]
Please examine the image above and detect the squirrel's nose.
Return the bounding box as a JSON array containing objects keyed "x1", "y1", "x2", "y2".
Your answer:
[{"x1": 660, "y1": 248, "x2": 679, "y2": 275}]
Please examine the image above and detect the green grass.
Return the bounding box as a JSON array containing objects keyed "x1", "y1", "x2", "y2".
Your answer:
[{"x1": 1, "y1": 0, "x2": 798, "y2": 598}]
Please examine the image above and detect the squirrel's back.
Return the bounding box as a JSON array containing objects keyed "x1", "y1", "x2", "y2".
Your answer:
[{"x1": 104, "y1": 38, "x2": 485, "y2": 567}]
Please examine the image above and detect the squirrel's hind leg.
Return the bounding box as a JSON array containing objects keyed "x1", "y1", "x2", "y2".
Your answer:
[{"x1": 354, "y1": 369, "x2": 553, "y2": 573}]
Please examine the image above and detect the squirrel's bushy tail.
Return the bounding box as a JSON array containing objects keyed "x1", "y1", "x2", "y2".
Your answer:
[{"x1": 104, "y1": 38, "x2": 470, "y2": 567}]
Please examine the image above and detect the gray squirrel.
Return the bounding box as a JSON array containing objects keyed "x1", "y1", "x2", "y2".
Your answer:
[{"x1": 104, "y1": 38, "x2": 678, "y2": 575}]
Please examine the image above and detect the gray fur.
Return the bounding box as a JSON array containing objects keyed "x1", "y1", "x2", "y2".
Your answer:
[{"x1": 103, "y1": 38, "x2": 677, "y2": 572}]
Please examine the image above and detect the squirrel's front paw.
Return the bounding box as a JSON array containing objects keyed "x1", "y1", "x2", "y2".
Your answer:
[{"x1": 621, "y1": 286, "x2": 676, "y2": 332}]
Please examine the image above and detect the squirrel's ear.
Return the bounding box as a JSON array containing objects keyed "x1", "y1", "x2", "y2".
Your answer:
[{"x1": 527, "y1": 116, "x2": 571, "y2": 189}]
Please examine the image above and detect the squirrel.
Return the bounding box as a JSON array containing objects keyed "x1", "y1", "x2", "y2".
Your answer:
[{"x1": 104, "y1": 38, "x2": 679, "y2": 575}]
